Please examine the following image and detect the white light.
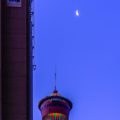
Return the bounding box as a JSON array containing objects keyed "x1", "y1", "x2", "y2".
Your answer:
[{"x1": 75, "y1": 10, "x2": 80, "y2": 16}]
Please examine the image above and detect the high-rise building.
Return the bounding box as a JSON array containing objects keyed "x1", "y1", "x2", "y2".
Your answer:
[
  {"x1": 38, "y1": 90, "x2": 72, "y2": 120},
  {"x1": 1, "y1": 0, "x2": 33, "y2": 120}
]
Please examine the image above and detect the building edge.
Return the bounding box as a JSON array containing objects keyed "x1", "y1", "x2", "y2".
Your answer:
[{"x1": 27, "y1": 0, "x2": 33, "y2": 120}]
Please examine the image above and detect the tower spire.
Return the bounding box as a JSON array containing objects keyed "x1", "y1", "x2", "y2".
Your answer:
[{"x1": 54, "y1": 72, "x2": 57, "y2": 92}]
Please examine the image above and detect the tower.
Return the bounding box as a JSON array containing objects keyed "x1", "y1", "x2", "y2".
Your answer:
[{"x1": 38, "y1": 90, "x2": 72, "y2": 120}]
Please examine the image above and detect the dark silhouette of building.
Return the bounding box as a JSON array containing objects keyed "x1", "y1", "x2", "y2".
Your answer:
[
  {"x1": 1, "y1": 0, "x2": 32, "y2": 120},
  {"x1": 38, "y1": 90, "x2": 72, "y2": 120}
]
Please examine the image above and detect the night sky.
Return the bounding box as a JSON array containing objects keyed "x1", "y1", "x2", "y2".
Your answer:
[{"x1": 33, "y1": 0, "x2": 120, "y2": 120}]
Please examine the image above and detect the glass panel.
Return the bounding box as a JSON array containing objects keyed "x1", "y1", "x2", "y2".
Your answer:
[{"x1": 7, "y1": 0, "x2": 21, "y2": 7}]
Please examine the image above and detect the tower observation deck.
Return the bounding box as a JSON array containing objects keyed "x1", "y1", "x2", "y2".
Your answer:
[{"x1": 38, "y1": 90, "x2": 72, "y2": 120}]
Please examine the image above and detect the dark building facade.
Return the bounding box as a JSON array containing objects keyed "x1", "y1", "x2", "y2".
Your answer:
[
  {"x1": 1, "y1": 0, "x2": 32, "y2": 120},
  {"x1": 39, "y1": 90, "x2": 72, "y2": 120}
]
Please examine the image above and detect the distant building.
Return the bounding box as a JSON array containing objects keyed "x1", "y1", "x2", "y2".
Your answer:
[
  {"x1": 38, "y1": 90, "x2": 72, "y2": 120},
  {"x1": 1, "y1": 0, "x2": 32, "y2": 120}
]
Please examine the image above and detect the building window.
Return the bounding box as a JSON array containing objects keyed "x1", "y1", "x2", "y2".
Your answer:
[{"x1": 7, "y1": 0, "x2": 21, "y2": 7}]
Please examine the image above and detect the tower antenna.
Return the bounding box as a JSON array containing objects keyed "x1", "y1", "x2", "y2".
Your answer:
[
  {"x1": 54, "y1": 64, "x2": 58, "y2": 92},
  {"x1": 54, "y1": 71, "x2": 57, "y2": 91}
]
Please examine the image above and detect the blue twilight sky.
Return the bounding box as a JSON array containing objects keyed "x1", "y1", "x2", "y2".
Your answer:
[{"x1": 33, "y1": 0, "x2": 120, "y2": 120}]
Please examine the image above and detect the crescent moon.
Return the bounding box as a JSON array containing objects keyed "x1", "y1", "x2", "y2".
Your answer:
[{"x1": 75, "y1": 10, "x2": 80, "y2": 16}]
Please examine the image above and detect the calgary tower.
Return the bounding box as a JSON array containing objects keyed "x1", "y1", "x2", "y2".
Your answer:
[{"x1": 38, "y1": 89, "x2": 72, "y2": 120}]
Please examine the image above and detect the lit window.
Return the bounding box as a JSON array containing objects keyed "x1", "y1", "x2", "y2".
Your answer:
[{"x1": 7, "y1": 0, "x2": 21, "y2": 7}]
